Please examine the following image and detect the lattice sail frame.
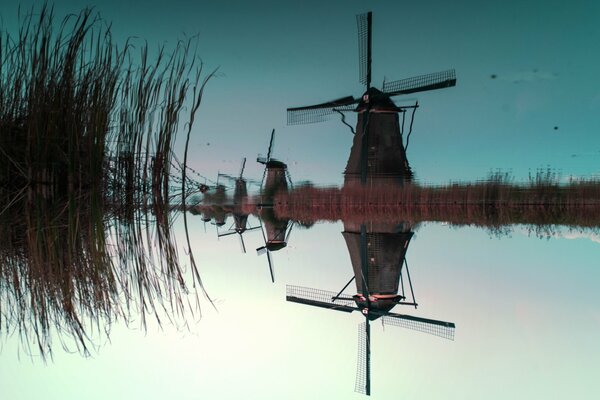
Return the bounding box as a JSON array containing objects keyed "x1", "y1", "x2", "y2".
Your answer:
[
  {"x1": 356, "y1": 12, "x2": 370, "y2": 87},
  {"x1": 287, "y1": 103, "x2": 357, "y2": 125},
  {"x1": 355, "y1": 322, "x2": 370, "y2": 395},
  {"x1": 286, "y1": 285, "x2": 357, "y2": 308},
  {"x1": 383, "y1": 69, "x2": 456, "y2": 96},
  {"x1": 382, "y1": 314, "x2": 455, "y2": 340}
]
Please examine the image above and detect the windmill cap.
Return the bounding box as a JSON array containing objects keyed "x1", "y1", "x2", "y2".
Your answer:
[
  {"x1": 266, "y1": 160, "x2": 287, "y2": 169},
  {"x1": 355, "y1": 87, "x2": 398, "y2": 112},
  {"x1": 266, "y1": 241, "x2": 287, "y2": 251},
  {"x1": 353, "y1": 294, "x2": 403, "y2": 318}
]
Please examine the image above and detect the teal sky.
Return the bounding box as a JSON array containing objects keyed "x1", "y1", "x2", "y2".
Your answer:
[
  {"x1": 0, "y1": 1, "x2": 599, "y2": 399},
  {"x1": 3, "y1": 0, "x2": 597, "y2": 185}
]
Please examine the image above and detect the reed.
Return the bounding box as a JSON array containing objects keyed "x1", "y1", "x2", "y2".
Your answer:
[
  {"x1": 271, "y1": 174, "x2": 600, "y2": 231},
  {"x1": 0, "y1": 4, "x2": 213, "y2": 359}
]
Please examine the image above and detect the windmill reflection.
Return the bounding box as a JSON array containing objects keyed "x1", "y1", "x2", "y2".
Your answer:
[
  {"x1": 256, "y1": 129, "x2": 294, "y2": 282},
  {"x1": 287, "y1": 221, "x2": 455, "y2": 396},
  {"x1": 217, "y1": 158, "x2": 262, "y2": 252}
]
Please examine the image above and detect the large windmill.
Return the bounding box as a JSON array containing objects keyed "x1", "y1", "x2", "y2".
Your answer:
[
  {"x1": 286, "y1": 223, "x2": 455, "y2": 396},
  {"x1": 287, "y1": 12, "x2": 456, "y2": 185},
  {"x1": 217, "y1": 158, "x2": 261, "y2": 253}
]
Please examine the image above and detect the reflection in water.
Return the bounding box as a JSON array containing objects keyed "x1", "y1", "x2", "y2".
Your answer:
[
  {"x1": 287, "y1": 221, "x2": 455, "y2": 396},
  {"x1": 0, "y1": 6, "x2": 214, "y2": 359},
  {"x1": 255, "y1": 129, "x2": 293, "y2": 281},
  {"x1": 274, "y1": 175, "x2": 600, "y2": 233},
  {"x1": 216, "y1": 160, "x2": 262, "y2": 253}
]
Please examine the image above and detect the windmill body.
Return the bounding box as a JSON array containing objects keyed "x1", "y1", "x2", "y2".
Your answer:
[
  {"x1": 257, "y1": 129, "x2": 290, "y2": 204},
  {"x1": 232, "y1": 176, "x2": 250, "y2": 233},
  {"x1": 344, "y1": 90, "x2": 413, "y2": 185},
  {"x1": 263, "y1": 161, "x2": 288, "y2": 201},
  {"x1": 260, "y1": 208, "x2": 290, "y2": 252},
  {"x1": 343, "y1": 221, "x2": 414, "y2": 313}
]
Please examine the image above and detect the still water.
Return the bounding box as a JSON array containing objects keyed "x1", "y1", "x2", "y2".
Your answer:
[{"x1": 1, "y1": 1, "x2": 600, "y2": 399}]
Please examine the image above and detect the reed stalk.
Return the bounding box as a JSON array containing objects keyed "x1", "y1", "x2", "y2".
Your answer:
[{"x1": 0, "y1": 4, "x2": 213, "y2": 360}]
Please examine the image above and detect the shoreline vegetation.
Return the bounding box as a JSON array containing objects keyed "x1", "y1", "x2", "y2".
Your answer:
[
  {"x1": 0, "y1": 5, "x2": 213, "y2": 359},
  {"x1": 236, "y1": 173, "x2": 600, "y2": 232}
]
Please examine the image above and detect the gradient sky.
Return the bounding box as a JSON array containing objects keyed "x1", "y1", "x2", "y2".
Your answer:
[
  {"x1": 2, "y1": 0, "x2": 595, "y2": 185},
  {"x1": 0, "y1": 1, "x2": 599, "y2": 399}
]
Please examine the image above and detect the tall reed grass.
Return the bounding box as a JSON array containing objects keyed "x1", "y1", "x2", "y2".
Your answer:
[
  {"x1": 0, "y1": 5, "x2": 214, "y2": 359},
  {"x1": 271, "y1": 174, "x2": 600, "y2": 231}
]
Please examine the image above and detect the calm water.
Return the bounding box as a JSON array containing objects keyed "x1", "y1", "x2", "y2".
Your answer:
[{"x1": 1, "y1": 1, "x2": 600, "y2": 399}]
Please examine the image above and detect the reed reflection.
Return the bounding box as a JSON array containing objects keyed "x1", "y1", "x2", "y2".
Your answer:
[{"x1": 0, "y1": 6, "x2": 213, "y2": 359}]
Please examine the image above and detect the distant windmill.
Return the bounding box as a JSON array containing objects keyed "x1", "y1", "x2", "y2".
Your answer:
[
  {"x1": 204, "y1": 183, "x2": 229, "y2": 227},
  {"x1": 217, "y1": 158, "x2": 261, "y2": 253},
  {"x1": 286, "y1": 223, "x2": 455, "y2": 396},
  {"x1": 255, "y1": 129, "x2": 294, "y2": 281},
  {"x1": 257, "y1": 129, "x2": 292, "y2": 205},
  {"x1": 287, "y1": 12, "x2": 456, "y2": 185}
]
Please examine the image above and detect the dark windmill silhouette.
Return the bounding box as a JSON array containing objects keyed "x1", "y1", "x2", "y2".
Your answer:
[
  {"x1": 206, "y1": 183, "x2": 229, "y2": 227},
  {"x1": 287, "y1": 12, "x2": 456, "y2": 185},
  {"x1": 256, "y1": 129, "x2": 291, "y2": 205},
  {"x1": 286, "y1": 222, "x2": 455, "y2": 396},
  {"x1": 255, "y1": 130, "x2": 294, "y2": 281},
  {"x1": 255, "y1": 215, "x2": 293, "y2": 283},
  {"x1": 217, "y1": 158, "x2": 261, "y2": 252}
]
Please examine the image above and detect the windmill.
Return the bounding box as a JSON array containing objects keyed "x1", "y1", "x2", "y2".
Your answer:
[
  {"x1": 287, "y1": 12, "x2": 456, "y2": 185},
  {"x1": 257, "y1": 129, "x2": 292, "y2": 205},
  {"x1": 217, "y1": 158, "x2": 261, "y2": 253},
  {"x1": 202, "y1": 182, "x2": 229, "y2": 227},
  {"x1": 286, "y1": 223, "x2": 455, "y2": 396},
  {"x1": 255, "y1": 129, "x2": 295, "y2": 281}
]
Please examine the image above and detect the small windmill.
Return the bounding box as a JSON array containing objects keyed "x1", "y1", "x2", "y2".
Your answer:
[
  {"x1": 217, "y1": 158, "x2": 261, "y2": 253},
  {"x1": 257, "y1": 129, "x2": 292, "y2": 205},
  {"x1": 253, "y1": 129, "x2": 295, "y2": 281},
  {"x1": 287, "y1": 12, "x2": 456, "y2": 185},
  {"x1": 286, "y1": 224, "x2": 455, "y2": 396}
]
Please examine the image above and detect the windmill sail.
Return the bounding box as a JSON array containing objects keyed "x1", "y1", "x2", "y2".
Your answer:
[
  {"x1": 286, "y1": 285, "x2": 357, "y2": 311},
  {"x1": 382, "y1": 69, "x2": 456, "y2": 96},
  {"x1": 287, "y1": 97, "x2": 358, "y2": 125},
  {"x1": 355, "y1": 321, "x2": 371, "y2": 396},
  {"x1": 356, "y1": 12, "x2": 372, "y2": 88},
  {"x1": 264, "y1": 251, "x2": 274, "y2": 282},
  {"x1": 257, "y1": 129, "x2": 276, "y2": 164},
  {"x1": 382, "y1": 313, "x2": 455, "y2": 340}
]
